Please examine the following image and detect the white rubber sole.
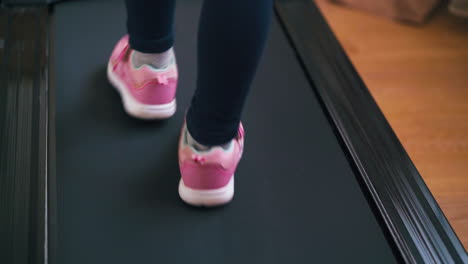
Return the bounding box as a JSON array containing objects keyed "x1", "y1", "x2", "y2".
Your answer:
[
  {"x1": 107, "y1": 63, "x2": 176, "y2": 120},
  {"x1": 178, "y1": 176, "x2": 234, "y2": 207}
]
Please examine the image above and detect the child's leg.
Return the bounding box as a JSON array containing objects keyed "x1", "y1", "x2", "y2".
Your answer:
[
  {"x1": 108, "y1": 0, "x2": 178, "y2": 120},
  {"x1": 125, "y1": 0, "x2": 176, "y2": 68},
  {"x1": 186, "y1": 0, "x2": 273, "y2": 146}
]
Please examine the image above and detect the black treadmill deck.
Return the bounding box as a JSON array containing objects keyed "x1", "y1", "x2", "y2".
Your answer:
[{"x1": 52, "y1": 0, "x2": 397, "y2": 263}]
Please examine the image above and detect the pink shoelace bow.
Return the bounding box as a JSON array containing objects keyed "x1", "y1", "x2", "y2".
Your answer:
[
  {"x1": 191, "y1": 124, "x2": 244, "y2": 165},
  {"x1": 192, "y1": 155, "x2": 206, "y2": 165}
]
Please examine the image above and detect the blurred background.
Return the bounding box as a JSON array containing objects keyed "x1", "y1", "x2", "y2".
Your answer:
[{"x1": 315, "y1": 0, "x2": 468, "y2": 249}]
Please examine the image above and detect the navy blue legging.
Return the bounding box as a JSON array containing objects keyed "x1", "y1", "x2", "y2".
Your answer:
[{"x1": 125, "y1": 0, "x2": 273, "y2": 145}]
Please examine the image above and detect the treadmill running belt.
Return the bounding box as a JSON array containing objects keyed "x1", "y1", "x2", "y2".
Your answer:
[{"x1": 52, "y1": 0, "x2": 398, "y2": 263}]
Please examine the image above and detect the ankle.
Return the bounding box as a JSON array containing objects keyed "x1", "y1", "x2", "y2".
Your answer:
[
  {"x1": 186, "y1": 127, "x2": 232, "y2": 151},
  {"x1": 131, "y1": 48, "x2": 174, "y2": 69}
]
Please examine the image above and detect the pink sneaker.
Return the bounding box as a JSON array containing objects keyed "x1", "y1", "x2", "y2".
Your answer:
[
  {"x1": 107, "y1": 35, "x2": 178, "y2": 119},
  {"x1": 178, "y1": 122, "x2": 245, "y2": 206}
]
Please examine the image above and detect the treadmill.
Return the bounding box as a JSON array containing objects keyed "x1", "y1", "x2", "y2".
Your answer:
[{"x1": 1, "y1": 0, "x2": 466, "y2": 263}]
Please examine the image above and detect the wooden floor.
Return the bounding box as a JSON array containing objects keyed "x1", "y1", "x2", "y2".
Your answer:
[{"x1": 315, "y1": 0, "x2": 468, "y2": 249}]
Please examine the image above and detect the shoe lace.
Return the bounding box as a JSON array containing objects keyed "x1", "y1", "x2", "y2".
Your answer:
[
  {"x1": 112, "y1": 42, "x2": 129, "y2": 71},
  {"x1": 237, "y1": 123, "x2": 245, "y2": 138}
]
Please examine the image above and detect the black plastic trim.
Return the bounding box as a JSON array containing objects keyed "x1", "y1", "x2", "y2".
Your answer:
[
  {"x1": 0, "y1": 7, "x2": 49, "y2": 264},
  {"x1": 3, "y1": 0, "x2": 57, "y2": 6},
  {"x1": 46, "y1": 5, "x2": 57, "y2": 264}
]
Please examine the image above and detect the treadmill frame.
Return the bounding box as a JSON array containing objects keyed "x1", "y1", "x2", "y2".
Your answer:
[
  {"x1": 0, "y1": 0, "x2": 466, "y2": 263},
  {"x1": 276, "y1": 0, "x2": 467, "y2": 263}
]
